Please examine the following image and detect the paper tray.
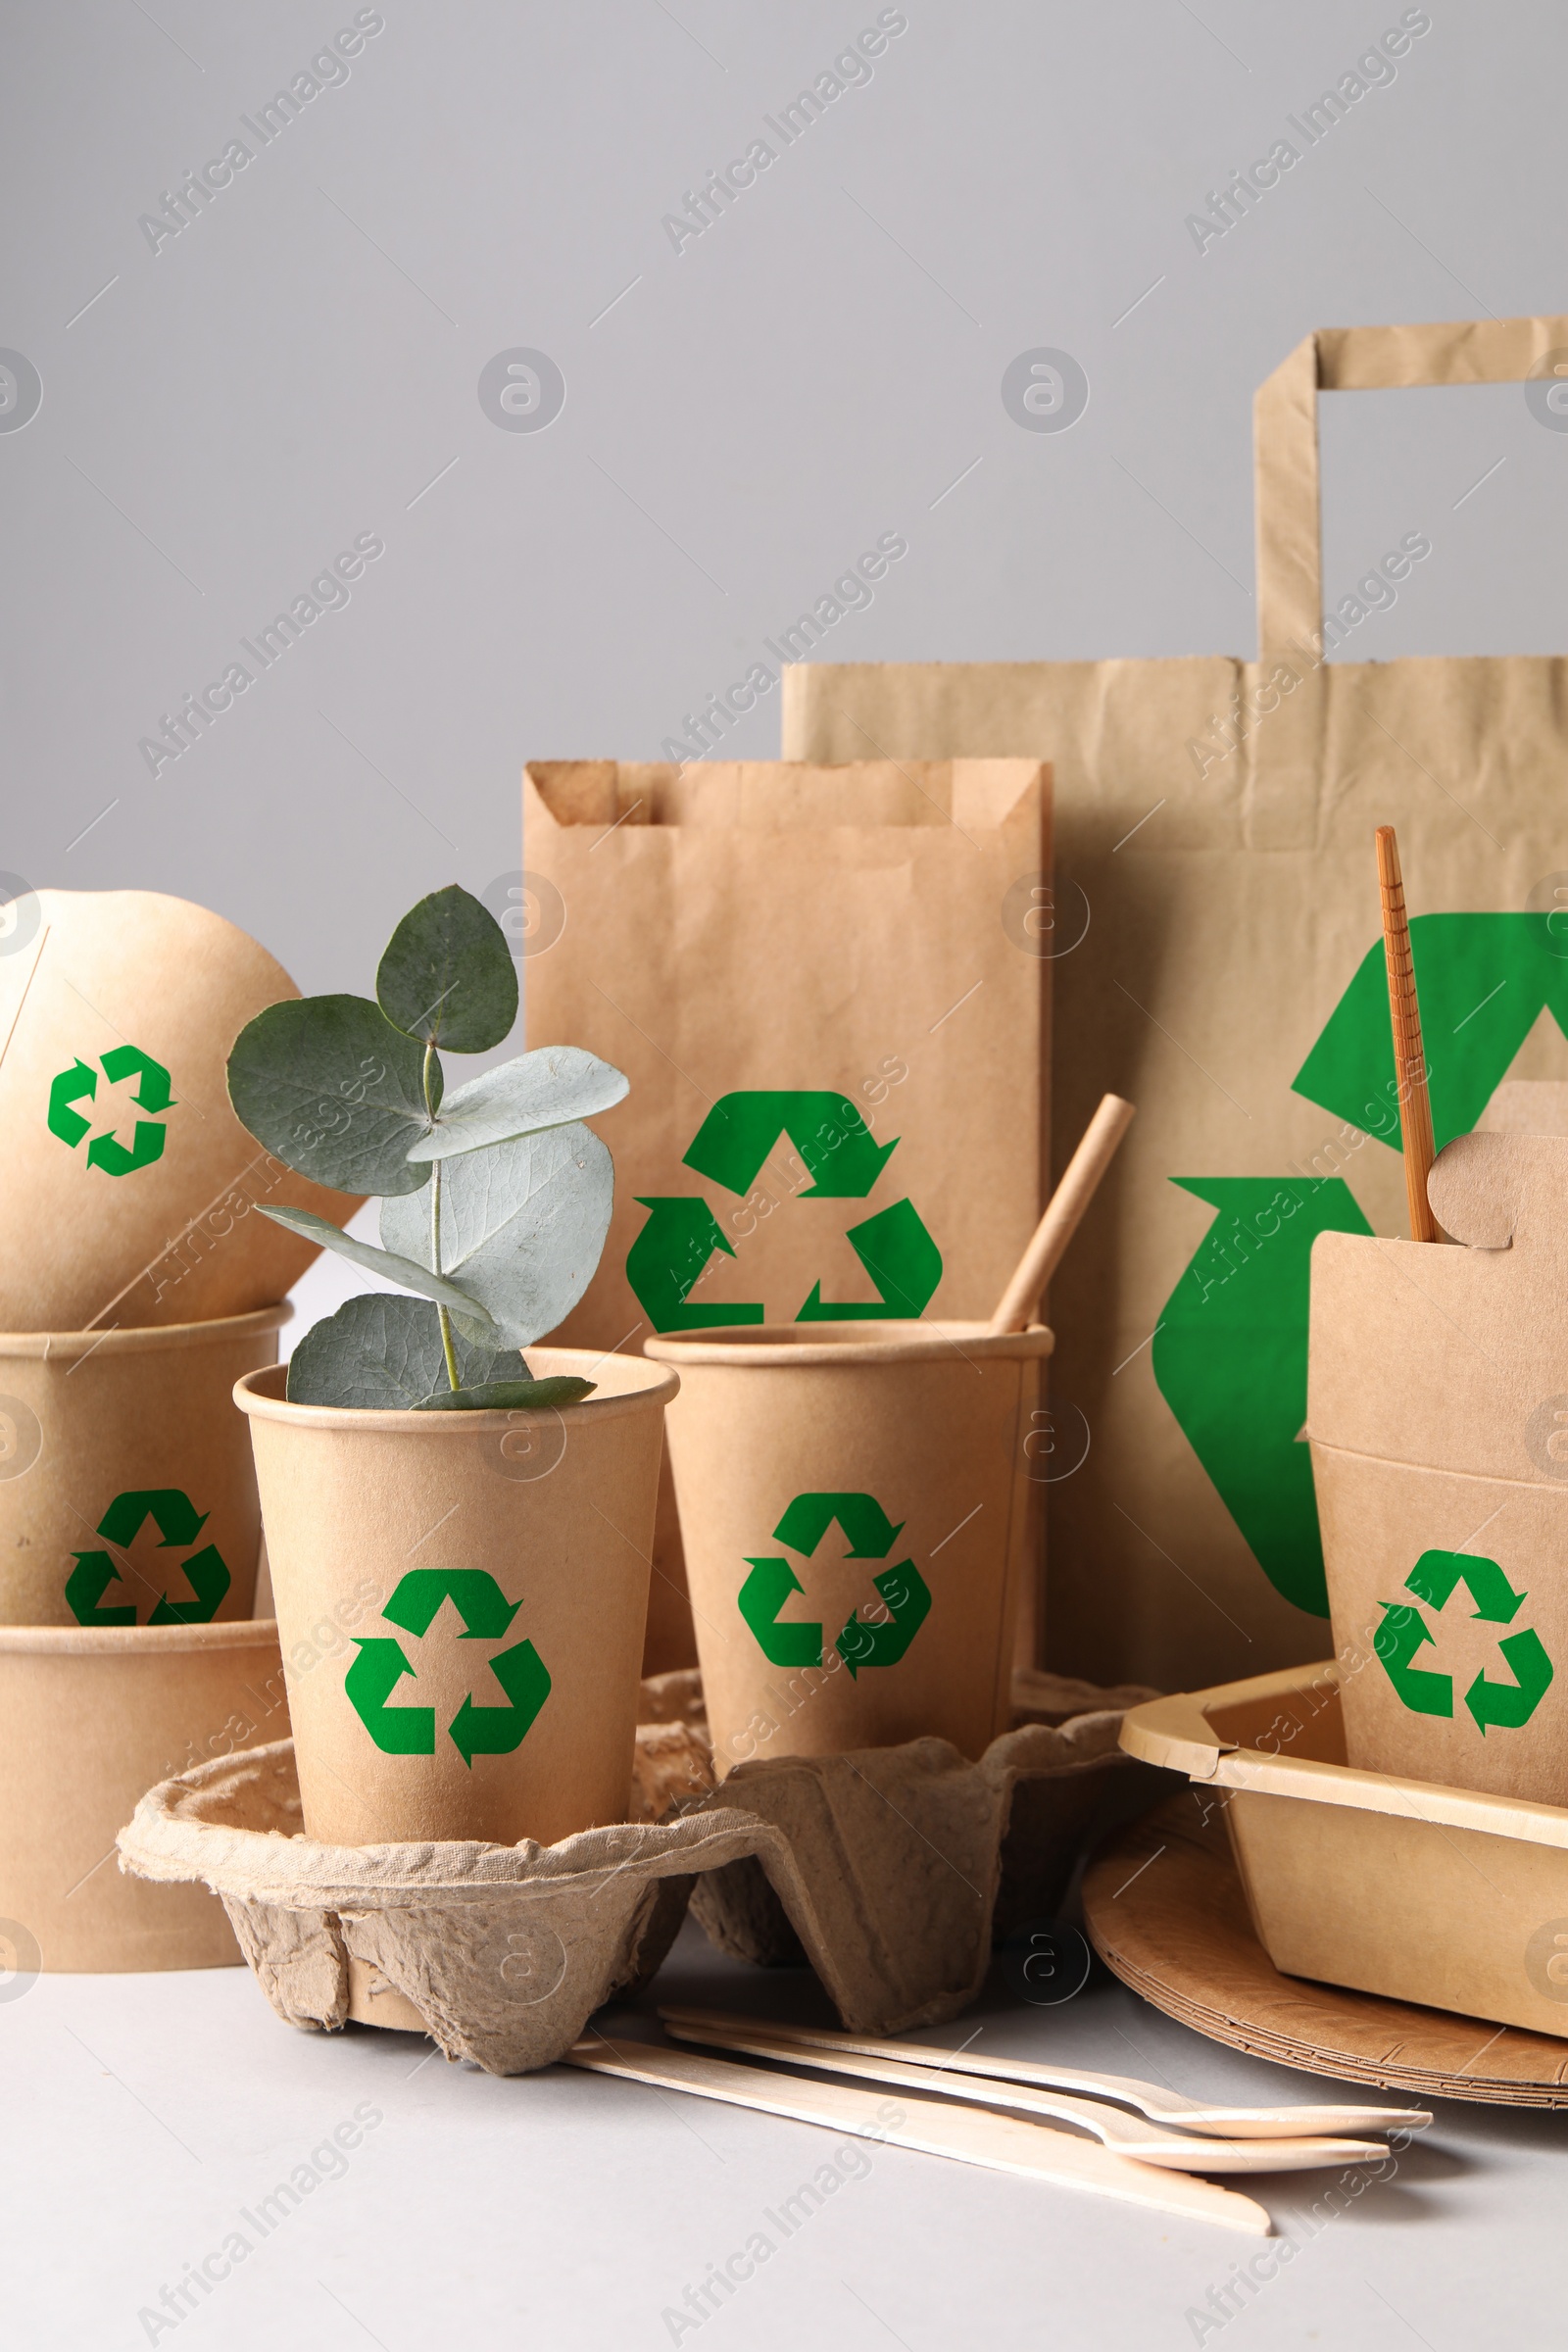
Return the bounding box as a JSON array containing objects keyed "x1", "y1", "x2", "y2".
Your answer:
[{"x1": 1120, "y1": 1662, "x2": 1568, "y2": 2039}]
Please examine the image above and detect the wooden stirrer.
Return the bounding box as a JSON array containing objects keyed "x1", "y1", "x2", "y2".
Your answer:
[
  {"x1": 989, "y1": 1094, "x2": 1136, "y2": 1333},
  {"x1": 1374, "y1": 826, "x2": 1438, "y2": 1243}
]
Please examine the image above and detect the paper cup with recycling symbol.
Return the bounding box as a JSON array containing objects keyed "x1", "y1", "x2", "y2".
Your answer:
[
  {"x1": 0, "y1": 1306, "x2": 289, "y2": 1628},
  {"x1": 1308, "y1": 1131, "x2": 1568, "y2": 1805},
  {"x1": 235, "y1": 1351, "x2": 677, "y2": 1847},
  {"x1": 643, "y1": 1320, "x2": 1053, "y2": 1772},
  {"x1": 0, "y1": 888, "x2": 360, "y2": 1331}
]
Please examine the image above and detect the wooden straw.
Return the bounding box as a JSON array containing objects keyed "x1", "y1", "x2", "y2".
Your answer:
[
  {"x1": 989, "y1": 1094, "x2": 1136, "y2": 1333},
  {"x1": 1375, "y1": 826, "x2": 1438, "y2": 1243}
]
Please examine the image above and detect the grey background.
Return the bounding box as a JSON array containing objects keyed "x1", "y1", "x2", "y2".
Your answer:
[
  {"x1": 4, "y1": 0, "x2": 1565, "y2": 996},
  {"x1": 9, "y1": 9, "x2": 1568, "y2": 2344}
]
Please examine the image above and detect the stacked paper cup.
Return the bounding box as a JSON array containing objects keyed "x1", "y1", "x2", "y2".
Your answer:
[{"x1": 0, "y1": 888, "x2": 354, "y2": 1971}]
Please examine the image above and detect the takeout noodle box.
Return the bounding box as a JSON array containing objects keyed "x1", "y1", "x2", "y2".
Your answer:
[
  {"x1": 0, "y1": 1306, "x2": 288, "y2": 1627},
  {"x1": 0, "y1": 1616, "x2": 287, "y2": 1970},
  {"x1": 235, "y1": 1352, "x2": 677, "y2": 1847},
  {"x1": 644, "y1": 1320, "x2": 1052, "y2": 1771},
  {"x1": 1121, "y1": 1662, "x2": 1568, "y2": 2039},
  {"x1": 0, "y1": 887, "x2": 359, "y2": 1330},
  {"x1": 1308, "y1": 1132, "x2": 1568, "y2": 1805}
]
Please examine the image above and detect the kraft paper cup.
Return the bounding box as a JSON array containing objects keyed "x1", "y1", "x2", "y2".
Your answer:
[
  {"x1": 0, "y1": 1616, "x2": 287, "y2": 1971},
  {"x1": 644, "y1": 1320, "x2": 1053, "y2": 1772},
  {"x1": 0, "y1": 1305, "x2": 290, "y2": 1628},
  {"x1": 235, "y1": 1351, "x2": 678, "y2": 1847},
  {"x1": 0, "y1": 886, "x2": 359, "y2": 1330}
]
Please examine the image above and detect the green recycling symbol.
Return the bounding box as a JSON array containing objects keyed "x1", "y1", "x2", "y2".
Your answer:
[
  {"x1": 739, "y1": 1492, "x2": 932, "y2": 1678},
  {"x1": 626, "y1": 1090, "x2": 943, "y2": 1331},
  {"x1": 345, "y1": 1569, "x2": 551, "y2": 1766},
  {"x1": 48, "y1": 1045, "x2": 175, "y2": 1176},
  {"x1": 1153, "y1": 913, "x2": 1568, "y2": 1618},
  {"x1": 1376, "y1": 1549, "x2": 1555, "y2": 1733},
  {"x1": 66, "y1": 1488, "x2": 231, "y2": 1626}
]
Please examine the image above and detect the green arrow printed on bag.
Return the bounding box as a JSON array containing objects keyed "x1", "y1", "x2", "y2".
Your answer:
[
  {"x1": 625, "y1": 1199, "x2": 764, "y2": 1331},
  {"x1": 1155, "y1": 912, "x2": 1568, "y2": 1615},
  {"x1": 683, "y1": 1092, "x2": 897, "y2": 1198},
  {"x1": 345, "y1": 1568, "x2": 552, "y2": 1765},
  {"x1": 625, "y1": 1089, "x2": 943, "y2": 1330},
  {"x1": 796, "y1": 1199, "x2": 944, "y2": 1321},
  {"x1": 1152, "y1": 1178, "x2": 1373, "y2": 1617}
]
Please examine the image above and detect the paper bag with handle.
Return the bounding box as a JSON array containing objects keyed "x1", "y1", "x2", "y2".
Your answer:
[
  {"x1": 520, "y1": 758, "x2": 1051, "y2": 1671},
  {"x1": 782, "y1": 314, "x2": 1568, "y2": 1692}
]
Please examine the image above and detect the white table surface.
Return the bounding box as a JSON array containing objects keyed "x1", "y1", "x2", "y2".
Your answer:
[{"x1": 11, "y1": 1906, "x2": 1566, "y2": 2350}]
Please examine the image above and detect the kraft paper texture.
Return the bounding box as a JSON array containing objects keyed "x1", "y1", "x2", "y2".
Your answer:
[
  {"x1": 1, "y1": 1616, "x2": 286, "y2": 1971},
  {"x1": 521, "y1": 759, "x2": 1052, "y2": 1672},
  {"x1": 1309, "y1": 1132, "x2": 1568, "y2": 1805},
  {"x1": 119, "y1": 1694, "x2": 1144, "y2": 2074},
  {"x1": 780, "y1": 313, "x2": 1568, "y2": 1695},
  {"x1": 0, "y1": 1308, "x2": 286, "y2": 1627},
  {"x1": 1087, "y1": 1793, "x2": 1568, "y2": 2104},
  {"x1": 646, "y1": 1321, "x2": 1051, "y2": 1770},
  {"x1": 237, "y1": 1353, "x2": 676, "y2": 1849},
  {"x1": 0, "y1": 888, "x2": 359, "y2": 1331}
]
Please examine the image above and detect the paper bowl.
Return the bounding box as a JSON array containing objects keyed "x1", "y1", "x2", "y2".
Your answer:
[
  {"x1": 0, "y1": 886, "x2": 359, "y2": 1329},
  {"x1": 0, "y1": 1616, "x2": 287, "y2": 1971},
  {"x1": 0, "y1": 1305, "x2": 289, "y2": 1627}
]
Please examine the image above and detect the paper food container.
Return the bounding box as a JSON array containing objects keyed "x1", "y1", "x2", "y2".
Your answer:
[
  {"x1": 0, "y1": 1306, "x2": 288, "y2": 1628},
  {"x1": 1121, "y1": 1661, "x2": 1568, "y2": 2039},
  {"x1": 0, "y1": 887, "x2": 359, "y2": 1331},
  {"x1": 235, "y1": 1352, "x2": 678, "y2": 1848},
  {"x1": 0, "y1": 1616, "x2": 287, "y2": 1971},
  {"x1": 1308, "y1": 1131, "x2": 1568, "y2": 1806},
  {"x1": 643, "y1": 1320, "x2": 1052, "y2": 1772}
]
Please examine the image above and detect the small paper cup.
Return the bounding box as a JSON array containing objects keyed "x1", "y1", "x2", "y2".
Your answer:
[
  {"x1": 644, "y1": 1319, "x2": 1053, "y2": 1772},
  {"x1": 236, "y1": 1350, "x2": 677, "y2": 1847}
]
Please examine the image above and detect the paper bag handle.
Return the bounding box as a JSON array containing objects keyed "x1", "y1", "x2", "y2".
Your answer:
[{"x1": 1253, "y1": 316, "x2": 1568, "y2": 661}]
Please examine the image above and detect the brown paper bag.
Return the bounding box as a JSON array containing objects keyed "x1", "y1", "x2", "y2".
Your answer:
[
  {"x1": 0, "y1": 889, "x2": 357, "y2": 1330},
  {"x1": 781, "y1": 313, "x2": 1568, "y2": 1694},
  {"x1": 1309, "y1": 1132, "x2": 1568, "y2": 1804},
  {"x1": 522, "y1": 760, "x2": 1052, "y2": 1669}
]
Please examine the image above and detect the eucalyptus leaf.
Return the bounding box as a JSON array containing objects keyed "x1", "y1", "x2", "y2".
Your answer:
[
  {"x1": 376, "y1": 884, "x2": 517, "y2": 1053},
  {"x1": 412, "y1": 1377, "x2": 595, "y2": 1413},
  {"x1": 227, "y1": 996, "x2": 437, "y2": 1196},
  {"x1": 381, "y1": 1122, "x2": 612, "y2": 1348},
  {"x1": 405, "y1": 1046, "x2": 628, "y2": 1163},
  {"x1": 257, "y1": 1204, "x2": 498, "y2": 1338},
  {"x1": 285, "y1": 1295, "x2": 529, "y2": 1410}
]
